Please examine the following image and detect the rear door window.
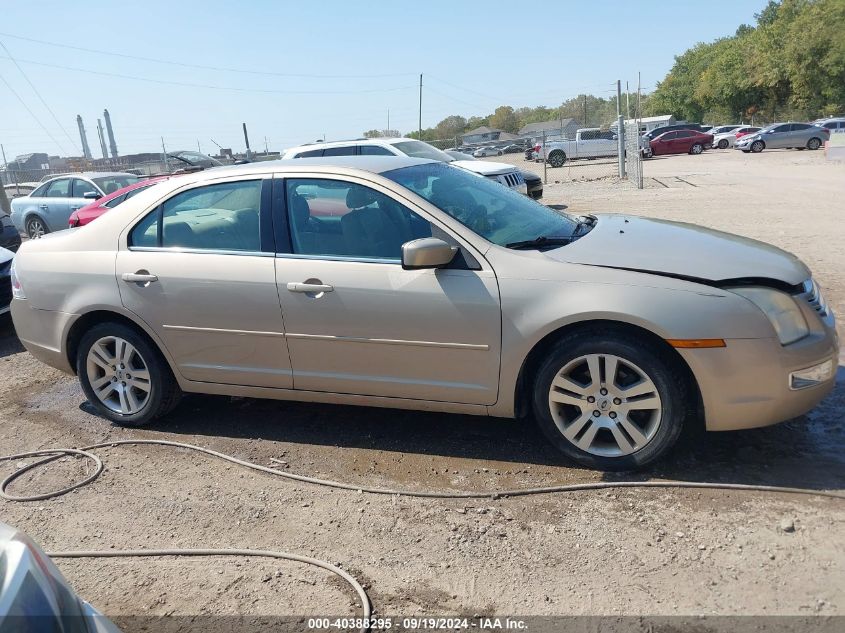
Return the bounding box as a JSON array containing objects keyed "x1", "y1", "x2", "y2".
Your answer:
[
  {"x1": 295, "y1": 149, "x2": 324, "y2": 158},
  {"x1": 359, "y1": 145, "x2": 394, "y2": 156},
  {"x1": 322, "y1": 146, "x2": 356, "y2": 156},
  {"x1": 45, "y1": 179, "x2": 71, "y2": 198}
]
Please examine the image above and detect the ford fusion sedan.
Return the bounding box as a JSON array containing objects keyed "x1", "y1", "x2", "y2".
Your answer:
[
  {"x1": 735, "y1": 122, "x2": 829, "y2": 153},
  {"x1": 9, "y1": 157, "x2": 838, "y2": 470},
  {"x1": 10, "y1": 172, "x2": 140, "y2": 238}
]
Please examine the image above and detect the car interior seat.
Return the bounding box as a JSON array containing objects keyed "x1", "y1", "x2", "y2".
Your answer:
[{"x1": 341, "y1": 186, "x2": 403, "y2": 258}]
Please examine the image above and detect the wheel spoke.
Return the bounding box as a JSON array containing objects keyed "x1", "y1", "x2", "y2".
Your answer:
[
  {"x1": 609, "y1": 424, "x2": 634, "y2": 454},
  {"x1": 618, "y1": 415, "x2": 649, "y2": 447},
  {"x1": 127, "y1": 377, "x2": 150, "y2": 393},
  {"x1": 562, "y1": 411, "x2": 592, "y2": 440},
  {"x1": 624, "y1": 395, "x2": 660, "y2": 411},
  {"x1": 603, "y1": 355, "x2": 619, "y2": 389},
  {"x1": 117, "y1": 386, "x2": 130, "y2": 413},
  {"x1": 94, "y1": 382, "x2": 114, "y2": 401},
  {"x1": 125, "y1": 388, "x2": 141, "y2": 413},
  {"x1": 90, "y1": 342, "x2": 114, "y2": 369},
  {"x1": 586, "y1": 355, "x2": 602, "y2": 388},
  {"x1": 552, "y1": 375, "x2": 590, "y2": 397},
  {"x1": 575, "y1": 421, "x2": 600, "y2": 451},
  {"x1": 549, "y1": 390, "x2": 587, "y2": 407},
  {"x1": 91, "y1": 375, "x2": 112, "y2": 390},
  {"x1": 114, "y1": 339, "x2": 127, "y2": 366},
  {"x1": 130, "y1": 368, "x2": 150, "y2": 382},
  {"x1": 619, "y1": 379, "x2": 655, "y2": 399},
  {"x1": 121, "y1": 342, "x2": 137, "y2": 366}
]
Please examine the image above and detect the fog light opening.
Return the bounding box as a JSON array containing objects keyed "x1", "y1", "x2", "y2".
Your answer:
[{"x1": 789, "y1": 359, "x2": 834, "y2": 390}]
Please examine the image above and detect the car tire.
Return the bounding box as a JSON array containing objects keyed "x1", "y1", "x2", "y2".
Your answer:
[
  {"x1": 77, "y1": 322, "x2": 182, "y2": 427},
  {"x1": 25, "y1": 216, "x2": 49, "y2": 239},
  {"x1": 750, "y1": 140, "x2": 764, "y2": 153},
  {"x1": 717, "y1": 139, "x2": 729, "y2": 149},
  {"x1": 807, "y1": 137, "x2": 822, "y2": 150},
  {"x1": 531, "y1": 328, "x2": 688, "y2": 471},
  {"x1": 690, "y1": 143, "x2": 704, "y2": 155},
  {"x1": 497, "y1": 151, "x2": 503, "y2": 156},
  {"x1": 548, "y1": 151, "x2": 566, "y2": 168}
]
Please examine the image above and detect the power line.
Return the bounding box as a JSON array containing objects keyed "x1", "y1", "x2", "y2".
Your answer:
[
  {"x1": 0, "y1": 70, "x2": 68, "y2": 154},
  {"x1": 0, "y1": 39, "x2": 80, "y2": 153},
  {"x1": 0, "y1": 55, "x2": 417, "y2": 95},
  {"x1": 0, "y1": 32, "x2": 417, "y2": 80}
]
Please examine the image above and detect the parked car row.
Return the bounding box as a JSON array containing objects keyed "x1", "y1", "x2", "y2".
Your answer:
[{"x1": 734, "y1": 122, "x2": 831, "y2": 153}]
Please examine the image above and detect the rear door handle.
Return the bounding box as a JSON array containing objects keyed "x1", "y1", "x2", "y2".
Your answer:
[
  {"x1": 286, "y1": 282, "x2": 333, "y2": 293},
  {"x1": 122, "y1": 272, "x2": 159, "y2": 283}
]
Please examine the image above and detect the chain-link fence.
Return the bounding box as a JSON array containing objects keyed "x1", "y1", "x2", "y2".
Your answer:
[{"x1": 624, "y1": 121, "x2": 644, "y2": 189}]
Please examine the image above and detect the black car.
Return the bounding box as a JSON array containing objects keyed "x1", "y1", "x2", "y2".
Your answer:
[
  {"x1": 521, "y1": 170, "x2": 543, "y2": 200},
  {"x1": 1, "y1": 213, "x2": 21, "y2": 252}
]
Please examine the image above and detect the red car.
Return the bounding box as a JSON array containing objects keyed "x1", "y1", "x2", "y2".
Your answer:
[
  {"x1": 733, "y1": 126, "x2": 761, "y2": 139},
  {"x1": 648, "y1": 129, "x2": 714, "y2": 156},
  {"x1": 68, "y1": 176, "x2": 171, "y2": 227}
]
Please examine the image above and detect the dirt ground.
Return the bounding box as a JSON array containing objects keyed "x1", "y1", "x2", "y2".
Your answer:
[{"x1": 1, "y1": 147, "x2": 844, "y2": 628}]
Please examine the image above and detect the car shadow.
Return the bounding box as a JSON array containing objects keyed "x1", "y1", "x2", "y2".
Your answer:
[
  {"x1": 124, "y1": 370, "x2": 845, "y2": 494},
  {"x1": 0, "y1": 316, "x2": 25, "y2": 358}
]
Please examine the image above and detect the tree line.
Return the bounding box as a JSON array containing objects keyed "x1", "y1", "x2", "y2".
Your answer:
[{"x1": 645, "y1": 0, "x2": 845, "y2": 124}]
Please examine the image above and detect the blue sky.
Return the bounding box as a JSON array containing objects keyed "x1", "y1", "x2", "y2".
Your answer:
[{"x1": 0, "y1": 0, "x2": 765, "y2": 159}]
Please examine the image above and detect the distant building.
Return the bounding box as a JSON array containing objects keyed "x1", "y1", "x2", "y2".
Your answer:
[
  {"x1": 614, "y1": 115, "x2": 677, "y2": 134},
  {"x1": 518, "y1": 119, "x2": 581, "y2": 140},
  {"x1": 8, "y1": 153, "x2": 49, "y2": 171},
  {"x1": 461, "y1": 126, "x2": 507, "y2": 144}
]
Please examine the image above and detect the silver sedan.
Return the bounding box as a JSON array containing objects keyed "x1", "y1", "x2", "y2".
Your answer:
[{"x1": 9, "y1": 157, "x2": 838, "y2": 470}]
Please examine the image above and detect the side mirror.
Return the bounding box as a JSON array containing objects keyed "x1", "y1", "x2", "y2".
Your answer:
[
  {"x1": 83, "y1": 191, "x2": 101, "y2": 200},
  {"x1": 401, "y1": 237, "x2": 458, "y2": 270}
]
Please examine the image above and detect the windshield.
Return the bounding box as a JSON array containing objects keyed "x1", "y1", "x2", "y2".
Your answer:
[
  {"x1": 391, "y1": 140, "x2": 453, "y2": 163},
  {"x1": 383, "y1": 162, "x2": 577, "y2": 248},
  {"x1": 171, "y1": 151, "x2": 224, "y2": 167},
  {"x1": 93, "y1": 175, "x2": 140, "y2": 191}
]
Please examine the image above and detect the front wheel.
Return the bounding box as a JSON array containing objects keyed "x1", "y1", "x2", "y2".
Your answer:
[
  {"x1": 77, "y1": 322, "x2": 182, "y2": 426},
  {"x1": 750, "y1": 140, "x2": 764, "y2": 153},
  {"x1": 690, "y1": 143, "x2": 704, "y2": 155},
  {"x1": 807, "y1": 137, "x2": 822, "y2": 150},
  {"x1": 717, "y1": 139, "x2": 729, "y2": 149},
  {"x1": 26, "y1": 217, "x2": 49, "y2": 239},
  {"x1": 548, "y1": 151, "x2": 566, "y2": 168},
  {"x1": 532, "y1": 330, "x2": 688, "y2": 470}
]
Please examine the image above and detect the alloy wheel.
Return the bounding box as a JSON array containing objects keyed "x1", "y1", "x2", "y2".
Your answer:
[
  {"x1": 547, "y1": 354, "x2": 662, "y2": 457},
  {"x1": 718, "y1": 139, "x2": 728, "y2": 149},
  {"x1": 751, "y1": 141, "x2": 764, "y2": 153},
  {"x1": 27, "y1": 219, "x2": 46, "y2": 239},
  {"x1": 807, "y1": 138, "x2": 821, "y2": 150},
  {"x1": 691, "y1": 144, "x2": 703, "y2": 154},
  {"x1": 86, "y1": 336, "x2": 152, "y2": 415}
]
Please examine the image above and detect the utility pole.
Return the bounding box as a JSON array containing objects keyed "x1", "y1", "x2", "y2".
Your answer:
[
  {"x1": 616, "y1": 80, "x2": 626, "y2": 178},
  {"x1": 264, "y1": 136, "x2": 269, "y2": 154},
  {"x1": 626, "y1": 81, "x2": 631, "y2": 120},
  {"x1": 242, "y1": 122, "x2": 252, "y2": 159},
  {"x1": 637, "y1": 72, "x2": 642, "y2": 121},
  {"x1": 0, "y1": 144, "x2": 7, "y2": 169},
  {"x1": 197, "y1": 139, "x2": 201, "y2": 153},
  {"x1": 418, "y1": 74, "x2": 423, "y2": 139},
  {"x1": 583, "y1": 95, "x2": 587, "y2": 127},
  {"x1": 0, "y1": 144, "x2": 9, "y2": 214},
  {"x1": 387, "y1": 108, "x2": 390, "y2": 134}
]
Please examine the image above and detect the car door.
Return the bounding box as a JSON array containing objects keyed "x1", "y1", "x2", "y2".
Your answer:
[
  {"x1": 273, "y1": 174, "x2": 502, "y2": 405},
  {"x1": 116, "y1": 176, "x2": 293, "y2": 388},
  {"x1": 69, "y1": 178, "x2": 100, "y2": 218},
  {"x1": 765, "y1": 124, "x2": 791, "y2": 148},
  {"x1": 39, "y1": 178, "x2": 73, "y2": 232}
]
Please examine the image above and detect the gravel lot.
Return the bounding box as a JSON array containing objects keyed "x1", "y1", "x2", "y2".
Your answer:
[{"x1": 1, "y1": 148, "x2": 843, "y2": 628}]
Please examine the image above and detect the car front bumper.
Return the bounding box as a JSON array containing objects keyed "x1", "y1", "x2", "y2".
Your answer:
[{"x1": 679, "y1": 315, "x2": 839, "y2": 431}]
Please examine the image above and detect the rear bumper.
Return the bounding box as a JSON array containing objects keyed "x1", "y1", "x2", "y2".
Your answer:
[
  {"x1": 680, "y1": 324, "x2": 839, "y2": 431},
  {"x1": 10, "y1": 299, "x2": 76, "y2": 374}
]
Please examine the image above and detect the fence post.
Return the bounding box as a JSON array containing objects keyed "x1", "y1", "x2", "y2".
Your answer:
[
  {"x1": 542, "y1": 131, "x2": 547, "y2": 186},
  {"x1": 616, "y1": 80, "x2": 626, "y2": 179}
]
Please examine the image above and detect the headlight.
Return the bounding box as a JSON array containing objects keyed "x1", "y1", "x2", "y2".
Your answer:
[
  {"x1": 732, "y1": 287, "x2": 808, "y2": 345},
  {"x1": 10, "y1": 258, "x2": 26, "y2": 299}
]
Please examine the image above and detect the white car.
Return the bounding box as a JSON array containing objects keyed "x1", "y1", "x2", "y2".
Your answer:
[
  {"x1": 813, "y1": 117, "x2": 845, "y2": 134},
  {"x1": 712, "y1": 126, "x2": 761, "y2": 149},
  {"x1": 472, "y1": 146, "x2": 503, "y2": 157},
  {"x1": 282, "y1": 138, "x2": 527, "y2": 194}
]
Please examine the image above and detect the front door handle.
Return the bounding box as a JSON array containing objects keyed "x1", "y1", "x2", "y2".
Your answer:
[
  {"x1": 286, "y1": 282, "x2": 333, "y2": 293},
  {"x1": 39, "y1": 204, "x2": 48, "y2": 210},
  {"x1": 122, "y1": 272, "x2": 159, "y2": 284}
]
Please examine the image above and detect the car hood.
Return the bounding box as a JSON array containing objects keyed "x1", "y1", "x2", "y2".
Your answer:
[
  {"x1": 451, "y1": 159, "x2": 514, "y2": 176},
  {"x1": 546, "y1": 214, "x2": 809, "y2": 286}
]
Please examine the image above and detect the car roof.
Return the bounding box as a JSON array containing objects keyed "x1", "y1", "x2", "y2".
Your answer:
[
  {"x1": 161, "y1": 156, "x2": 436, "y2": 186},
  {"x1": 286, "y1": 137, "x2": 421, "y2": 153},
  {"x1": 40, "y1": 171, "x2": 138, "y2": 184}
]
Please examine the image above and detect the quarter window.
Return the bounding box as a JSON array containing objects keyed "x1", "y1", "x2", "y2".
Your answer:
[
  {"x1": 284, "y1": 179, "x2": 432, "y2": 259},
  {"x1": 322, "y1": 146, "x2": 356, "y2": 156},
  {"x1": 295, "y1": 149, "x2": 324, "y2": 158},
  {"x1": 129, "y1": 180, "x2": 262, "y2": 252},
  {"x1": 45, "y1": 179, "x2": 71, "y2": 198},
  {"x1": 359, "y1": 145, "x2": 394, "y2": 156}
]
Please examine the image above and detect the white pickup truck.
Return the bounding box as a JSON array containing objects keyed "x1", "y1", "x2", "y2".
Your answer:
[{"x1": 532, "y1": 128, "x2": 618, "y2": 167}]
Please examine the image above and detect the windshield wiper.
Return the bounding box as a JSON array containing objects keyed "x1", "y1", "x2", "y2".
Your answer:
[{"x1": 506, "y1": 235, "x2": 574, "y2": 250}]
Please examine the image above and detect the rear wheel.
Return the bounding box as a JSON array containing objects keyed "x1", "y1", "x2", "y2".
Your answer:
[
  {"x1": 717, "y1": 139, "x2": 729, "y2": 149},
  {"x1": 690, "y1": 143, "x2": 704, "y2": 155},
  {"x1": 25, "y1": 217, "x2": 48, "y2": 239},
  {"x1": 548, "y1": 150, "x2": 567, "y2": 168},
  {"x1": 750, "y1": 140, "x2": 764, "y2": 153},
  {"x1": 532, "y1": 330, "x2": 688, "y2": 471},
  {"x1": 807, "y1": 137, "x2": 822, "y2": 150},
  {"x1": 77, "y1": 322, "x2": 182, "y2": 426}
]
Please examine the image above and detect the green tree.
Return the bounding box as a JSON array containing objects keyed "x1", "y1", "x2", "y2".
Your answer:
[{"x1": 488, "y1": 106, "x2": 519, "y2": 133}]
